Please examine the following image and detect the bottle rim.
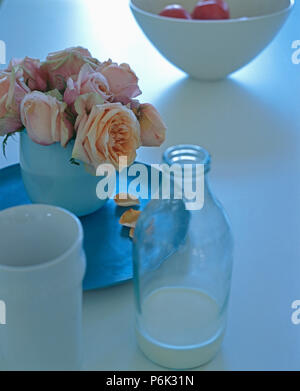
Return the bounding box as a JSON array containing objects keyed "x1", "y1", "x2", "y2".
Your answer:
[{"x1": 163, "y1": 144, "x2": 211, "y2": 173}]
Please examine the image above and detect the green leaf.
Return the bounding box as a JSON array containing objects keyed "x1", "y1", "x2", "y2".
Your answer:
[
  {"x1": 2, "y1": 133, "x2": 11, "y2": 158},
  {"x1": 65, "y1": 109, "x2": 76, "y2": 123},
  {"x1": 46, "y1": 89, "x2": 63, "y2": 101},
  {"x1": 55, "y1": 74, "x2": 67, "y2": 91},
  {"x1": 70, "y1": 157, "x2": 80, "y2": 166},
  {"x1": 1, "y1": 127, "x2": 24, "y2": 158}
]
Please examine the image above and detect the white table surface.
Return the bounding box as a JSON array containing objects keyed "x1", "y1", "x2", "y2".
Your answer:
[{"x1": 0, "y1": 0, "x2": 299, "y2": 371}]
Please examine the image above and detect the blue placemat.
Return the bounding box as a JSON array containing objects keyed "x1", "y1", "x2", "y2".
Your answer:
[{"x1": 0, "y1": 163, "x2": 155, "y2": 290}]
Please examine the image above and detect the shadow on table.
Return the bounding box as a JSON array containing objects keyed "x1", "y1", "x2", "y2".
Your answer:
[{"x1": 151, "y1": 75, "x2": 295, "y2": 175}]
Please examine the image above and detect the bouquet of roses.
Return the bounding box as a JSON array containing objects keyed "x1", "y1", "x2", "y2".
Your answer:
[{"x1": 0, "y1": 47, "x2": 166, "y2": 170}]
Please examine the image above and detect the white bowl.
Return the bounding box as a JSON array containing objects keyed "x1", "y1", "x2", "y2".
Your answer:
[{"x1": 130, "y1": 0, "x2": 294, "y2": 80}]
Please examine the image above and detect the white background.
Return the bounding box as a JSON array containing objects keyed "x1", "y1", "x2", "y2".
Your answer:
[{"x1": 0, "y1": 0, "x2": 299, "y2": 370}]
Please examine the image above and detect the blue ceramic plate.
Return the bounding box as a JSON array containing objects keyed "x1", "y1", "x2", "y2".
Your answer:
[{"x1": 0, "y1": 163, "x2": 158, "y2": 290}]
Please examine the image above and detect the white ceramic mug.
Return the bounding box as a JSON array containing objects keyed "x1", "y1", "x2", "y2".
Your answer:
[{"x1": 0, "y1": 204, "x2": 86, "y2": 371}]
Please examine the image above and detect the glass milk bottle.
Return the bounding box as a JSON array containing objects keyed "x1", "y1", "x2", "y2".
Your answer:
[{"x1": 133, "y1": 145, "x2": 234, "y2": 369}]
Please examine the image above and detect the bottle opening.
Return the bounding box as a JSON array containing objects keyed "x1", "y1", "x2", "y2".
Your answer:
[{"x1": 163, "y1": 145, "x2": 211, "y2": 173}]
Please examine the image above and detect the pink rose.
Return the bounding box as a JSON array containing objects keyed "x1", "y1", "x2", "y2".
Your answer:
[
  {"x1": 74, "y1": 92, "x2": 105, "y2": 118},
  {"x1": 64, "y1": 64, "x2": 111, "y2": 108},
  {"x1": 20, "y1": 91, "x2": 74, "y2": 147},
  {"x1": 72, "y1": 102, "x2": 141, "y2": 169},
  {"x1": 5, "y1": 58, "x2": 23, "y2": 71},
  {"x1": 0, "y1": 69, "x2": 30, "y2": 136},
  {"x1": 21, "y1": 57, "x2": 47, "y2": 91},
  {"x1": 138, "y1": 104, "x2": 166, "y2": 147},
  {"x1": 6, "y1": 57, "x2": 47, "y2": 91},
  {"x1": 42, "y1": 47, "x2": 100, "y2": 90},
  {"x1": 97, "y1": 60, "x2": 141, "y2": 104}
]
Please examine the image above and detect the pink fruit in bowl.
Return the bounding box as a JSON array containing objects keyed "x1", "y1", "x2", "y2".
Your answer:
[
  {"x1": 159, "y1": 4, "x2": 191, "y2": 19},
  {"x1": 192, "y1": 0, "x2": 230, "y2": 20}
]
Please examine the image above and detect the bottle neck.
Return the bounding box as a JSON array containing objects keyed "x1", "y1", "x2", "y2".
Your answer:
[{"x1": 163, "y1": 145, "x2": 211, "y2": 211}]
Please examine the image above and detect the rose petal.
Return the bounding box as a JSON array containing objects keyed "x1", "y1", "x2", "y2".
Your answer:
[
  {"x1": 129, "y1": 227, "x2": 135, "y2": 239},
  {"x1": 139, "y1": 103, "x2": 166, "y2": 147},
  {"x1": 0, "y1": 114, "x2": 22, "y2": 136},
  {"x1": 119, "y1": 208, "x2": 141, "y2": 228},
  {"x1": 114, "y1": 193, "x2": 140, "y2": 207}
]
